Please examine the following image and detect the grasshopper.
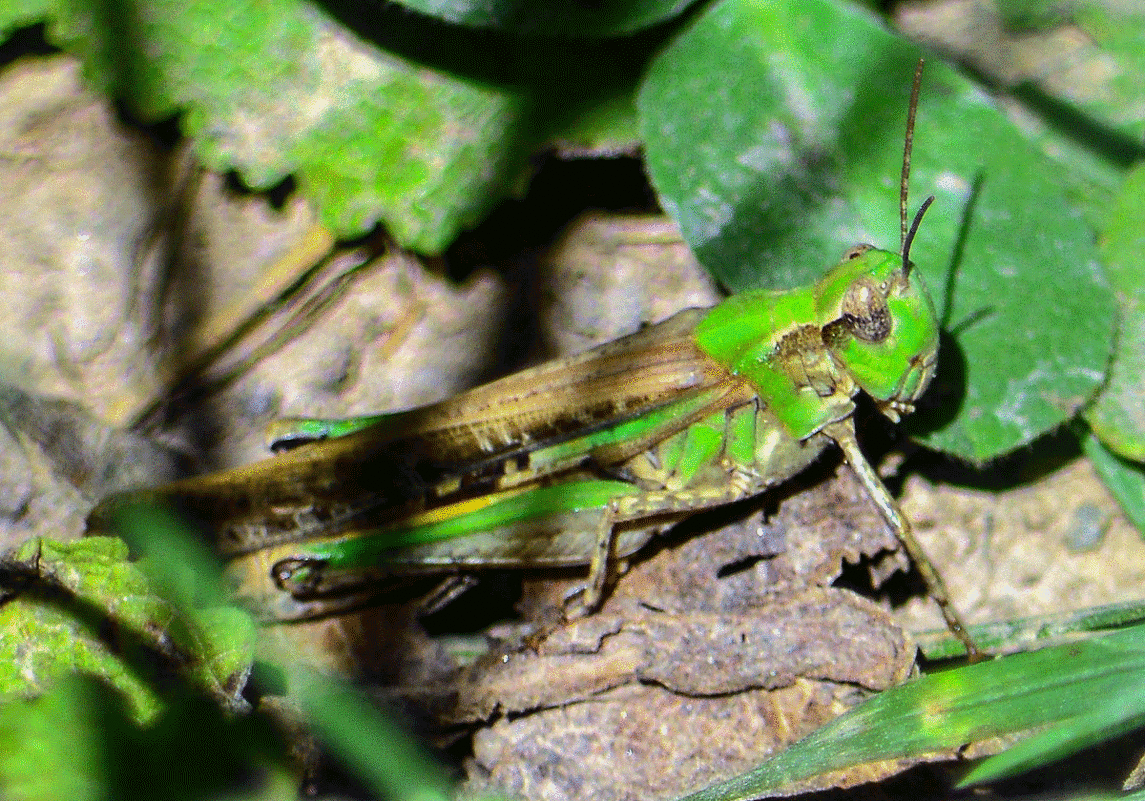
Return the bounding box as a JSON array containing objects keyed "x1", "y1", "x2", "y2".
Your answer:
[{"x1": 89, "y1": 62, "x2": 978, "y2": 657}]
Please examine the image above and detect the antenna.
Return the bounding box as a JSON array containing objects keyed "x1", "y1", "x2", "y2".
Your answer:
[
  {"x1": 902, "y1": 195, "x2": 934, "y2": 274},
  {"x1": 901, "y1": 58, "x2": 925, "y2": 266}
]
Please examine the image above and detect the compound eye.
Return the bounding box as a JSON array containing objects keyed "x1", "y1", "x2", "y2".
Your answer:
[
  {"x1": 840, "y1": 278, "x2": 891, "y2": 343},
  {"x1": 842, "y1": 244, "x2": 873, "y2": 261}
]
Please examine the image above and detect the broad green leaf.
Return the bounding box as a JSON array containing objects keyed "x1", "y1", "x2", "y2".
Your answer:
[
  {"x1": 26, "y1": 0, "x2": 652, "y2": 252},
  {"x1": 42, "y1": 0, "x2": 525, "y2": 251},
  {"x1": 1087, "y1": 162, "x2": 1145, "y2": 463},
  {"x1": 676, "y1": 623, "x2": 1145, "y2": 800},
  {"x1": 389, "y1": 0, "x2": 693, "y2": 36},
  {"x1": 0, "y1": 536, "x2": 255, "y2": 723},
  {"x1": 638, "y1": 0, "x2": 1117, "y2": 462}
]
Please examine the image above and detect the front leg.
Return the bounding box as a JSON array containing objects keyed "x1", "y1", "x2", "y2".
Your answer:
[{"x1": 823, "y1": 419, "x2": 980, "y2": 659}]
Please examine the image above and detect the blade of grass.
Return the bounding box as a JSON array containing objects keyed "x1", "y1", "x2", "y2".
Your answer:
[{"x1": 677, "y1": 623, "x2": 1145, "y2": 800}]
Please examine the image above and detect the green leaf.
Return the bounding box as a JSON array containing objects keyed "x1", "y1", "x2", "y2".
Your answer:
[
  {"x1": 677, "y1": 623, "x2": 1145, "y2": 800},
  {"x1": 0, "y1": 0, "x2": 50, "y2": 36},
  {"x1": 958, "y1": 670, "x2": 1145, "y2": 786},
  {"x1": 388, "y1": 0, "x2": 694, "y2": 36},
  {"x1": 292, "y1": 669, "x2": 456, "y2": 801},
  {"x1": 28, "y1": 0, "x2": 654, "y2": 252},
  {"x1": 1083, "y1": 429, "x2": 1145, "y2": 537},
  {"x1": 0, "y1": 515, "x2": 462, "y2": 801},
  {"x1": 0, "y1": 536, "x2": 255, "y2": 723},
  {"x1": 638, "y1": 0, "x2": 1117, "y2": 462},
  {"x1": 0, "y1": 675, "x2": 128, "y2": 801},
  {"x1": 42, "y1": 0, "x2": 527, "y2": 251},
  {"x1": 1, "y1": 537, "x2": 163, "y2": 722},
  {"x1": 1087, "y1": 162, "x2": 1145, "y2": 463},
  {"x1": 0, "y1": 673, "x2": 291, "y2": 801}
]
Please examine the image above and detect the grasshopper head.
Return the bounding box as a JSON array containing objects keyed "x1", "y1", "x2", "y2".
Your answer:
[{"x1": 816, "y1": 244, "x2": 939, "y2": 421}]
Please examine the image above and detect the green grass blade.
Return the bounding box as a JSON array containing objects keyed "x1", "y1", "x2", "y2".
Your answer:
[
  {"x1": 916, "y1": 597, "x2": 1145, "y2": 661},
  {"x1": 676, "y1": 624, "x2": 1145, "y2": 800},
  {"x1": 1084, "y1": 426, "x2": 1145, "y2": 538},
  {"x1": 958, "y1": 675, "x2": 1145, "y2": 786},
  {"x1": 291, "y1": 670, "x2": 455, "y2": 801}
]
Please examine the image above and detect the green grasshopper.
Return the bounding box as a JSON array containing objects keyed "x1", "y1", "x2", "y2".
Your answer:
[{"x1": 89, "y1": 63, "x2": 978, "y2": 656}]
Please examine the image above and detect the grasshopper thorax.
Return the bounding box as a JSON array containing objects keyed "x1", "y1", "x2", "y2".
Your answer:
[{"x1": 817, "y1": 245, "x2": 939, "y2": 422}]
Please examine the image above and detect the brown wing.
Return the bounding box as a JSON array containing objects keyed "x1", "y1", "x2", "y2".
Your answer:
[{"x1": 88, "y1": 307, "x2": 739, "y2": 554}]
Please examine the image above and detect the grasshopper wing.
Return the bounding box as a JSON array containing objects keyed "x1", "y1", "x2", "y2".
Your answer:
[{"x1": 88, "y1": 308, "x2": 746, "y2": 555}]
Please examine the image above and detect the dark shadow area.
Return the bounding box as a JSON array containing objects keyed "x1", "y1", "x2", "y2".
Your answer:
[
  {"x1": 316, "y1": 0, "x2": 687, "y2": 87},
  {"x1": 0, "y1": 23, "x2": 56, "y2": 67},
  {"x1": 866, "y1": 382, "x2": 1085, "y2": 496},
  {"x1": 316, "y1": 0, "x2": 688, "y2": 180},
  {"x1": 939, "y1": 56, "x2": 1142, "y2": 170},
  {"x1": 113, "y1": 105, "x2": 183, "y2": 150},
  {"x1": 773, "y1": 762, "x2": 961, "y2": 801},
  {"x1": 1013, "y1": 82, "x2": 1144, "y2": 170},
  {"x1": 907, "y1": 427, "x2": 1084, "y2": 493},
  {"x1": 417, "y1": 572, "x2": 524, "y2": 636},
  {"x1": 967, "y1": 725, "x2": 1145, "y2": 798},
  {"x1": 445, "y1": 155, "x2": 657, "y2": 279},
  {"x1": 846, "y1": 290, "x2": 1086, "y2": 494},
  {"x1": 767, "y1": 706, "x2": 1145, "y2": 801},
  {"x1": 446, "y1": 155, "x2": 658, "y2": 380},
  {"x1": 223, "y1": 171, "x2": 299, "y2": 212},
  {"x1": 836, "y1": 547, "x2": 930, "y2": 613},
  {"x1": 905, "y1": 329, "x2": 969, "y2": 437}
]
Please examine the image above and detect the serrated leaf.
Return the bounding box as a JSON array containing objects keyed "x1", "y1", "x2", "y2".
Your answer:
[
  {"x1": 43, "y1": 0, "x2": 528, "y2": 252},
  {"x1": 676, "y1": 623, "x2": 1145, "y2": 800},
  {"x1": 1087, "y1": 162, "x2": 1145, "y2": 462},
  {"x1": 23, "y1": 0, "x2": 667, "y2": 252},
  {"x1": 638, "y1": 0, "x2": 1116, "y2": 462},
  {"x1": 389, "y1": 0, "x2": 693, "y2": 36},
  {"x1": 0, "y1": 536, "x2": 254, "y2": 723},
  {"x1": 1, "y1": 537, "x2": 166, "y2": 722}
]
